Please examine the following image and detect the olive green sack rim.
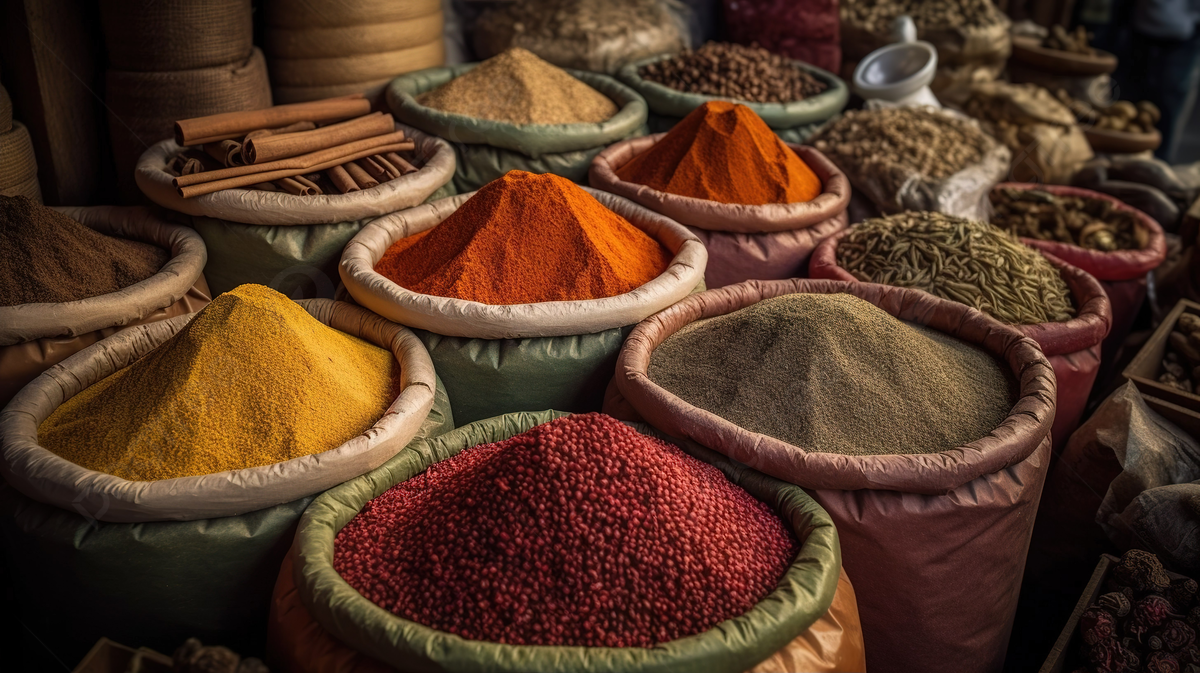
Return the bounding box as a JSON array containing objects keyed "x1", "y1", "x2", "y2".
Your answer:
[
  {"x1": 617, "y1": 54, "x2": 849, "y2": 129},
  {"x1": 294, "y1": 410, "x2": 841, "y2": 673},
  {"x1": 386, "y1": 64, "x2": 649, "y2": 157}
]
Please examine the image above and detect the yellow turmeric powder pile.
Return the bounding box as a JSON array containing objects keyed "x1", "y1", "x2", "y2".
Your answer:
[{"x1": 39, "y1": 284, "x2": 396, "y2": 481}]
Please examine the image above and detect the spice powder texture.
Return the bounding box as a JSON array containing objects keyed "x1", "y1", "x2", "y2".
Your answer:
[
  {"x1": 617, "y1": 101, "x2": 821, "y2": 205},
  {"x1": 375, "y1": 170, "x2": 671, "y2": 304},
  {"x1": 38, "y1": 284, "x2": 396, "y2": 481}
]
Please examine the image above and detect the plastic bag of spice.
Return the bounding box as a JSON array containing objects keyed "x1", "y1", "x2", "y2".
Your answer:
[
  {"x1": 0, "y1": 298, "x2": 440, "y2": 522},
  {"x1": 386, "y1": 64, "x2": 649, "y2": 193},
  {"x1": 136, "y1": 123, "x2": 455, "y2": 226},
  {"x1": 0, "y1": 205, "x2": 211, "y2": 408},
  {"x1": 280, "y1": 409, "x2": 851, "y2": 673},
  {"x1": 605, "y1": 278, "x2": 1056, "y2": 673},
  {"x1": 0, "y1": 377, "x2": 453, "y2": 668},
  {"x1": 590, "y1": 138, "x2": 851, "y2": 288}
]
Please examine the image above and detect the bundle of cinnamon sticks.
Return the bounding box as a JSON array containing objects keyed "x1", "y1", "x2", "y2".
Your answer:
[{"x1": 167, "y1": 94, "x2": 421, "y2": 198}]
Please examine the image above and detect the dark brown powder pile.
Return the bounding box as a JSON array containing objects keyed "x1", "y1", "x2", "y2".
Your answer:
[
  {"x1": 417, "y1": 48, "x2": 618, "y2": 125},
  {"x1": 0, "y1": 195, "x2": 169, "y2": 306},
  {"x1": 648, "y1": 293, "x2": 1016, "y2": 456}
]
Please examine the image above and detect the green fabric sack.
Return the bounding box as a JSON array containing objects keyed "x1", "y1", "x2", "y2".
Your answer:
[
  {"x1": 619, "y1": 55, "x2": 848, "y2": 130},
  {"x1": 293, "y1": 410, "x2": 842, "y2": 673},
  {"x1": 386, "y1": 65, "x2": 648, "y2": 158},
  {"x1": 190, "y1": 216, "x2": 370, "y2": 299},
  {"x1": 0, "y1": 378, "x2": 454, "y2": 665},
  {"x1": 449, "y1": 129, "x2": 647, "y2": 193}
]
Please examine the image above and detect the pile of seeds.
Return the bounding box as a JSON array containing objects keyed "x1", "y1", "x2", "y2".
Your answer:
[
  {"x1": 1159, "y1": 312, "x2": 1200, "y2": 394},
  {"x1": 418, "y1": 48, "x2": 617, "y2": 125},
  {"x1": 0, "y1": 195, "x2": 169, "y2": 306},
  {"x1": 476, "y1": 0, "x2": 680, "y2": 51},
  {"x1": 648, "y1": 293, "x2": 1015, "y2": 456},
  {"x1": 990, "y1": 188, "x2": 1147, "y2": 251},
  {"x1": 638, "y1": 42, "x2": 826, "y2": 104},
  {"x1": 838, "y1": 211, "x2": 1077, "y2": 325},
  {"x1": 335, "y1": 413, "x2": 798, "y2": 647},
  {"x1": 841, "y1": 0, "x2": 1005, "y2": 33}
]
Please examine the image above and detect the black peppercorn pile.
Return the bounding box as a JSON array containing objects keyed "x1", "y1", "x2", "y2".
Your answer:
[
  {"x1": 639, "y1": 42, "x2": 827, "y2": 104},
  {"x1": 1073, "y1": 550, "x2": 1200, "y2": 673}
]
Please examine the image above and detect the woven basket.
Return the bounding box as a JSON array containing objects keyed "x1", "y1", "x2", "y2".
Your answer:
[
  {"x1": 0, "y1": 174, "x2": 41, "y2": 203},
  {"x1": 0, "y1": 121, "x2": 38, "y2": 191},
  {"x1": 269, "y1": 39, "x2": 445, "y2": 87},
  {"x1": 265, "y1": 0, "x2": 441, "y2": 29},
  {"x1": 0, "y1": 83, "x2": 11, "y2": 133},
  {"x1": 272, "y1": 77, "x2": 396, "y2": 106},
  {"x1": 99, "y1": 0, "x2": 253, "y2": 72},
  {"x1": 265, "y1": 13, "x2": 444, "y2": 59},
  {"x1": 106, "y1": 47, "x2": 271, "y2": 202}
]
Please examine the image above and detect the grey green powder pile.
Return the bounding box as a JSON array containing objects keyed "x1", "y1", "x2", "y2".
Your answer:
[{"x1": 647, "y1": 293, "x2": 1016, "y2": 456}]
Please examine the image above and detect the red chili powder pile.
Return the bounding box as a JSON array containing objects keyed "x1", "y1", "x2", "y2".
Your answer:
[
  {"x1": 334, "y1": 413, "x2": 799, "y2": 647},
  {"x1": 374, "y1": 171, "x2": 671, "y2": 305},
  {"x1": 616, "y1": 100, "x2": 822, "y2": 205}
]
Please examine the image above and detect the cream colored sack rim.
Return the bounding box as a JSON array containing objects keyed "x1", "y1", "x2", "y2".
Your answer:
[
  {"x1": 0, "y1": 299, "x2": 437, "y2": 523},
  {"x1": 0, "y1": 206, "x2": 207, "y2": 347},
  {"x1": 135, "y1": 122, "x2": 456, "y2": 226},
  {"x1": 339, "y1": 187, "x2": 708, "y2": 339}
]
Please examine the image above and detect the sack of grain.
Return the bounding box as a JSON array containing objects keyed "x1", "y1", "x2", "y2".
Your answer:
[
  {"x1": 136, "y1": 122, "x2": 455, "y2": 226},
  {"x1": 99, "y1": 0, "x2": 254, "y2": 72},
  {"x1": 338, "y1": 187, "x2": 706, "y2": 424},
  {"x1": 0, "y1": 121, "x2": 41, "y2": 203},
  {"x1": 591, "y1": 142, "x2": 850, "y2": 287},
  {"x1": 0, "y1": 378, "x2": 452, "y2": 668},
  {"x1": 386, "y1": 61, "x2": 648, "y2": 192},
  {"x1": 606, "y1": 278, "x2": 1055, "y2": 673},
  {"x1": 0, "y1": 206, "x2": 211, "y2": 407},
  {"x1": 277, "y1": 409, "x2": 851, "y2": 673}
]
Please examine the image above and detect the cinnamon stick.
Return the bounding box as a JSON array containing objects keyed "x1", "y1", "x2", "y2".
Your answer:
[
  {"x1": 344, "y1": 161, "x2": 379, "y2": 190},
  {"x1": 385, "y1": 152, "x2": 419, "y2": 175},
  {"x1": 355, "y1": 156, "x2": 388, "y2": 181},
  {"x1": 243, "y1": 112, "x2": 397, "y2": 165},
  {"x1": 203, "y1": 139, "x2": 244, "y2": 167},
  {"x1": 276, "y1": 177, "x2": 312, "y2": 196},
  {"x1": 244, "y1": 120, "x2": 317, "y2": 142},
  {"x1": 175, "y1": 94, "x2": 370, "y2": 146},
  {"x1": 292, "y1": 174, "x2": 323, "y2": 195},
  {"x1": 325, "y1": 165, "x2": 359, "y2": 194},
  {"x1": 174, "y1": 131, "x2": 412, "y2": 188},
  {"x1": 178, "y1": 141, "x2": 412, "y2": 197},
  {"x1": 372, "y1": 154, "x2": 401, "y2": 180}
]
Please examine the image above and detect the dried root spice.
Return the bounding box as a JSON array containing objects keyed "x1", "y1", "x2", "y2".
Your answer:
[
  {"x1": 1043, "y1": 24, "x2": 1094, "y2": 54},
  {"x1": 638, "y1": 42, "x2": 827, "y2": 104},
  {"x1": 841, "y1": 0, "x2": 1005, "y2": 33},
  {"x1": 990, "y1": 188, "x2": 1148, "y2": 251},
  {"x1": 1160, "y1": 312, "x2": 1200, "y2": 394},
  {"x1": 648, "y1": 293, "x2": 1015, "y2": 456},
  {"x1": 1055, "y1": 90, "x2": 1161, "y2": 134},
  {"x1": 335, "y1": 413, "x2": 798, "y2": 647},
  {"x1": 838, "y1": 211, "x2": 1076, "y2": 325}
]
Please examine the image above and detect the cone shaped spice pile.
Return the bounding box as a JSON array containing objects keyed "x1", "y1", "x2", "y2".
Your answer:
[
  {"x1": 375, "y1": 171, "x2": 671, "y2": 304},
  {"x1": 649, "y1": 293, "x2": 1016, "y2": 456},
  {"x1": 335, "y1": 413, "x2": 798, "y2": 647},
  {"x1": 0, "y1": 195, "x2": 168, "y2": 306},
  {"x1": 617, "y1": 101, "x2": 821, "y2": 205},
  {"x1": 39, "y1": 285, "x2": 396, "y2": 481},
  {"x1": 417, "y1": 48, "x2": 617, "y2": 125}
]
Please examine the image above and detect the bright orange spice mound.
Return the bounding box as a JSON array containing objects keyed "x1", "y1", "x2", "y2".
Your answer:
[
  {"x1": 375, "y1": 171, "x2": 671, "y2": 305},
  {"x1": 616, "y1": 100, "x2": 822, "y2": 205}
]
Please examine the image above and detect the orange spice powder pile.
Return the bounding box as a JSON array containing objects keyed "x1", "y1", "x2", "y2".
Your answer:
[
  {"x1": 374, "y1": 171, "x2": 671, "y2": 305},
  {"x1": 616, "y1": 100, "x2": 821, "y2": 205}
]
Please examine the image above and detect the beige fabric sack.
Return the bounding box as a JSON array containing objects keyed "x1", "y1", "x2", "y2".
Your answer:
[
  {"x1": 136, "y1": 123, "x2": 455, "y2": 225},
  {"x1": 0, "y1": 299, "x2": 437, "y2": 523},
  {"x1": 339, "y1": 188, "x2": 707, "y2": 339}
]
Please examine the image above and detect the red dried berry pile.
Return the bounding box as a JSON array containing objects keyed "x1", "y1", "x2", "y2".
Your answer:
[{"x1": 334, "y1": 413, "x2": 799, "y2": 647}]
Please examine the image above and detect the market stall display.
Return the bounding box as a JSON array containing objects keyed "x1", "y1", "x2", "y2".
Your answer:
[
  {"x1": 1055, "y1": 91, "x2": 1164, "y2": 154},
  {"x1": 606, "y1": 278, "x2": 1055, "y2": 673},
  {"x1": 618, "y1": 44, "x2": 848, "y2": 140},
  {"x1": 721, "y1": 0, "x2": 842, "y2": 74},
  {"x1": 0, "y1": 198, "x2": 211, "y2": 407},
  {"x1": 590, "y1": 101, "x2": 851, "y2": 287}
]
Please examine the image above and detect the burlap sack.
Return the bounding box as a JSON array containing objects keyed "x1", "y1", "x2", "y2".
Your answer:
[
  {"x1": 0, "y1": 121, "x2": 38, "y2": 194},
  {"x1": 339, "y1": 188, "x2": 707, "y2": 339},
  {"x1": 136, "y1": 123, "x2": 455, "y2": 225},
  {"x1": 265, "y1": 0, "x2": 441, "y2": 30},
  {"x1": 0, "y1": 206, "x2": 211, "y2": 407},
  {"x1": 266, "y1": 14, "x2": 444, "y2": 59},
  {"x1": 810, "y1": 232, "x2": 1111, "y2": 450},
  {"x1": 0, "y1": 299, "x2": 437, "y2": 522},
  {"x1": 607, "y1": 278, "x2": 1055, "y2": 673},
  {"x1": 99, "y1": 0, "x2": 254, "y2": 72}
]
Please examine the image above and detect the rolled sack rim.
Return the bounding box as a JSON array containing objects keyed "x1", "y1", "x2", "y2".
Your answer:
[
  {"x1": 0, "y1": 206, "x2": 208, "y2": 346},
  {"x1": 386, "y1": 65, "x2": 649, "y2": 157},
  {"x1": 616, "y1": 55, "x2": 850, "y2": 129},
  {"x1": 293, "y1": 410, "x2": 843, "y2": 673},
  {"x1": 0, "y1": 298, "x2": 437, "y2": 522},
  {"x1": 589, "y1": 140, "x2": 851, "y2": 233},
  {"x1": 338, "y1": 186, "x2": 708, "y2": 339},
  {"x1": 613, "y1": 278, "x2": 1057, "y2": 494},
  {"x1": 134, "y1": 122, "x2": 457, "y2": 226},
  {"x1": 808, "y1": 227, "x2": 1113, "y2": 356},
  {"x1": 993, "y1": 182, "x2": 1169, "y2": 281}
]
